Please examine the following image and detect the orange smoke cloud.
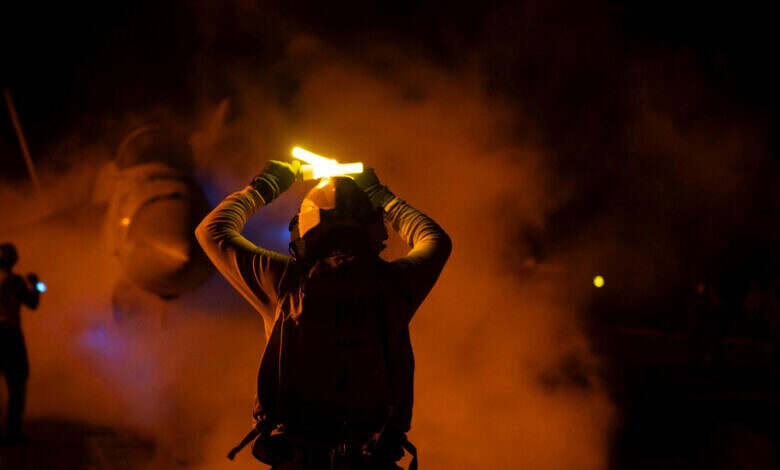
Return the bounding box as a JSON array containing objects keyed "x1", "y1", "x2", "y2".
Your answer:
[
  {"x1": 2, "y1": 33, "x2": 616, "y2": 469},
  {"x1": 188, "y1": 37, "x2": 615, "y2": 469},
  {"x1": 10, "y1": 3, "x2": 773, "y2": 468}
]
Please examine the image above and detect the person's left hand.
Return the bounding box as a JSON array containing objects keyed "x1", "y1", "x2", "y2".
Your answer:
[{"x1": 261, "y1": 159, "x2": 302, "y2": 192}]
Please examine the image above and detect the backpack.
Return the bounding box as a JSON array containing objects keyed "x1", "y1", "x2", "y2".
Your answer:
[
  {"x1": 227, "y1": 253, "x2": 418, "y2": 468},
  {"x1": 260, "y1": 253, "x2": 395, "y2": 432}
]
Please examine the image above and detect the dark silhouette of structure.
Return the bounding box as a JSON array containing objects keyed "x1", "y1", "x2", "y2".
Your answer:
[
  {"x1": 196, "y1": 162, "x2": 450, "y2": 469},
  {"x1": 0, "y1": 243, "x2": 40, "y2": 444},
  {"x1": 95, "y1": 125, "x2": 214, "y2": 322}
]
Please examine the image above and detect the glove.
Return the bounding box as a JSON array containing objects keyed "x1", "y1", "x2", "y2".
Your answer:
[
  {"x1": 251, "y1": 160, "x2": 302, "y2": 203},
  {"x1": 352, "y1": 167, "x2": 381, "y2": 191},
  {"x1": 352, "y1": 168, "x2": 395, "y2": 209}
]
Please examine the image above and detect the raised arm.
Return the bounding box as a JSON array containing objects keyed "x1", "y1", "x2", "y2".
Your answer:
[
  {"x1": 195, "y1": 161, "x2": 300, "y2": 333},
  {"x1": 354, "y1": 169, "x2": 452, "y2": 315}
]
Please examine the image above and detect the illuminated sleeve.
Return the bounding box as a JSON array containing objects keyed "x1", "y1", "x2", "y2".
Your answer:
[
  {"x1": 195, "y1": 185, "x2": 291, "y2": 334},
  {"x1": 381, "y1": 193, "x2": 452, "y2": 320}
]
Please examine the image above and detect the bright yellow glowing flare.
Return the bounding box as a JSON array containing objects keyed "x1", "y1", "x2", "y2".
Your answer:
[
  {"x1": 291, "y1": 146, "x2": 363, "y2": 180},
  {"x1": 593, "y1": 275, "x2": 605, "y2": 288},
  {"x1": 292, "y1": 147, "x2": 336, "y2": 166},
  {"x1": 304, "y1": 162, "x2": 364, "y2": 179},
  {"x1": 120, "y1": 217, "x2": 131, "y2": 227}
]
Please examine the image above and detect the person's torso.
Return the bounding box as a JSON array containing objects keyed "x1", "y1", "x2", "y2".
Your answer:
[
  {"x1": 257, "y1": 255, "x2": 416, "y2": 434},
  {"x1": 0, "y1": 272, "x2": 24, "y2": 326}
]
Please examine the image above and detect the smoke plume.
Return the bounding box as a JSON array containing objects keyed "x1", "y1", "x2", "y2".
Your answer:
[{"x1": 3, "y1": 1, "x2": 774, "y2": 469}]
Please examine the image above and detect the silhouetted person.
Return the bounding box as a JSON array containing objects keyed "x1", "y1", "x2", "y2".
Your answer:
[
  {"x1": 0, "y1": 243, "x2": 40, "y2": 444},
  {"x1": 196, "y1": 162, "x2": 450, "y2": 469}
]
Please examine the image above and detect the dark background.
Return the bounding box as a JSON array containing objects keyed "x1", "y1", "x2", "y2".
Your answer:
[{"x1": 3, "y1": 1, "x2": 776, "y2": 167}]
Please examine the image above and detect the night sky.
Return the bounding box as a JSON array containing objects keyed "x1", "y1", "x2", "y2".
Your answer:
[{"x1": 3, "y1": 1, "x2": 776, "y2": 166}]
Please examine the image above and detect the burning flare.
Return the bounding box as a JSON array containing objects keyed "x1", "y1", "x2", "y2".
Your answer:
[{"x1": 292, "y1": 146, "x2": 364, "y2": 180}]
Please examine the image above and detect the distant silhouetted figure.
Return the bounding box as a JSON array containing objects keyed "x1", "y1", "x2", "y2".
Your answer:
[
  {"x1": 0, "y1": 243, "x2": 40, "y2": 444},
  {"x1": 196, "y1": 162, "x2": 450, "y2": 469}
]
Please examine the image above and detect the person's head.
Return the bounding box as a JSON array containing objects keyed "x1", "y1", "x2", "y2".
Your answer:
[
  {"x1": 0, "y1": 243, "x2": 19, "y2": 271},
  {"x1": 289, "y1": 177, "x2": 388, "y2": 260}
]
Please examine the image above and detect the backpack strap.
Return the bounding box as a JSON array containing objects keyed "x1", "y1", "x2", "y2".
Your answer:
[
  {"x1": 227, "y1": 427, "x2": 260, "y2": 460},
  {"x1": 227, "y1": 411, "x2": 278, "y2": 460},
  {"x1": 401, "y1": 435, "x2": 419, "y2": 470}
]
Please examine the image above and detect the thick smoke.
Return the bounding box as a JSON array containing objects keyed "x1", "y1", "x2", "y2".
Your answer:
[
  {"x1": 186, "y1": 38, "x2": 615, "y2": 469},
  {"x1": 0, "y1": 42, "x2": 613, "y2": 470},
  {"x1": 2, "y1": 1, "x2": 773, "y2": 469}
]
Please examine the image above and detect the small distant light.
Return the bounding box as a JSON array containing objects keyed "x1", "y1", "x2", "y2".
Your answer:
[
  {"x1": 120, "y1": 217, "x2": 131, "y2": 227},
  {"x1": 593, "y1": 275, "x2": 605, "y2": 288},
  {"x1": 36, "y1": 281, "x2": 47, "y2": 293}
]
